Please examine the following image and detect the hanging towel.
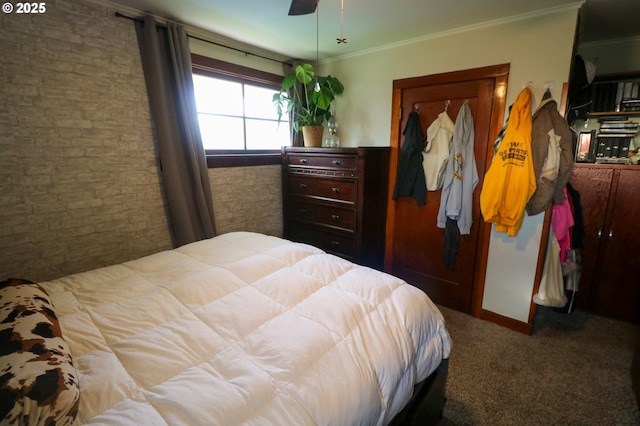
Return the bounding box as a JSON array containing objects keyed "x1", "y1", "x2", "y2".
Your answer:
[
  {"x1": 437, "y1": 102, "x2": 478, "y2": 234},
  {"x1": 480, "y1": 87, "x2": 536, "y2": 237},
  {"x1": 422, "y1": 111, "x2": 455, "y2": 191},
  {"x1": 393, "y1": 111, "x2": 427, "y2": 205}
]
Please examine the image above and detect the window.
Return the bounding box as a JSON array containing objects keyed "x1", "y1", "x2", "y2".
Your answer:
[
  {"x1": 191, "y1": 54, "x2": 290, "y2": 167},
  {"x1": 193, "y1": 75, "x2": 290, "y2": 150}
]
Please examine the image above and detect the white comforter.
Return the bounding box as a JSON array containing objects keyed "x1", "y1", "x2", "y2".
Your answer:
[{"x1": 40, "y1": 232, "x2": 451, "y2": 425}]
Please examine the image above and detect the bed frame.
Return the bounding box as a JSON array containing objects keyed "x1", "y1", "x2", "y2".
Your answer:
[{"x1": 389, "y1": 358, "x2": 448, "y2": 425}]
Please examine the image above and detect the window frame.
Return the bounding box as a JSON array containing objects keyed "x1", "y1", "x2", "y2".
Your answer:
[{"x1": 191, "y1": 54, "x2": 288, "y2": 167}]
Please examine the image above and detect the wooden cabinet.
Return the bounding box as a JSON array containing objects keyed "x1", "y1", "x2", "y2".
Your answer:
[
  {"x1": 282, "y1": 146, "x2": 390, "y2": 270},
  {"x1": 570, "y1": 164, "x2": 640, "y2": 324}
]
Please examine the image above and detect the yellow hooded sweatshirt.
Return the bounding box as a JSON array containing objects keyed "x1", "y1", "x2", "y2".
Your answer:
[{"x1": 480, "y1": 87, "x2": 536, "y2": 237}]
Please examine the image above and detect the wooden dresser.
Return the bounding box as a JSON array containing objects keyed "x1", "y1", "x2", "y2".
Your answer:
[{"x1": 282, "y1": 146, "x2": 390, "y2": 270}]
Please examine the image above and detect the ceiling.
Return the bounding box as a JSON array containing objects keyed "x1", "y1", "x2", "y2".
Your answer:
[{"x1": 105, "y1": 0, "x2": 640, "y2": 61}]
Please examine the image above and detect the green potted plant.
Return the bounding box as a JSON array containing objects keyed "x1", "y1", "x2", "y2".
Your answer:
[{"x1": 273, "y1": 63, "x2": 344, "y2": 147}]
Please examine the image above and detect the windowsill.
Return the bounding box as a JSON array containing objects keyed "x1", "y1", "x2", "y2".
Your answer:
[{"x1": 205, "y1": 150, "x2": 282, "y2": 168}]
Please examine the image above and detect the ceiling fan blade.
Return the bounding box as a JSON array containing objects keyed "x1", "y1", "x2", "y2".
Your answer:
[{"x1": 288, "y1": 0, "x2": 318, "y2": 16}]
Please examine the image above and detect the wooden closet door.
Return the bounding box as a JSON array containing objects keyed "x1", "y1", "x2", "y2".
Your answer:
[
  {"x1": 568, "y1": 166, "x2": 613, "y2": 311},
  {"x1": 595, "y1": 168, "x2": 640, "y2": 323},
  {"x1": 385, "y1": 65, "x2": 508, "y2": 314}
]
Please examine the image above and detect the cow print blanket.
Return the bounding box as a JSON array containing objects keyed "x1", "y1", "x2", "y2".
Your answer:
[{"x1": 0, "y1": 278, "x2": 79, "y2": 426}]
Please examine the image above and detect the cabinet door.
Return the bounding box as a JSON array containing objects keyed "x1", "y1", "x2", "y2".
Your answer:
[
  {"x1": 569, "y1": 167, "x2": 613, "y2": 310},
  {"x1": 595, "y1": 169, "x2": 640, "y2": 323}
]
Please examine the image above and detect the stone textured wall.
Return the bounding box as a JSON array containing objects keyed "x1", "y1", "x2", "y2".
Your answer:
[
  {"x1": 0, "y1": 0, "x2": 283, "y2": 282},
  {"x1": 0, "y1": 0, "x2": 173, "y2": 281},
  {"x1": 209, "y1": 165, "x2": 282, "y2": 237}
]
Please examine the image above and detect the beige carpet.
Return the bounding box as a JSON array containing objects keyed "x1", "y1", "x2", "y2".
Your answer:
[{"x1": 436, "y1": 305, "x2": 640, "y2": 425}]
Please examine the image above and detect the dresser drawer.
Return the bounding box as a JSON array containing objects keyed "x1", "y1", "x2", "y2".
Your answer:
[
  {"x1": 287, "y1": 224, "x2": 356, "y2": 258},
  {"x1": 288, "y1": 175, "x2": 357, "y2": 203},
  {"x1": 289, "y1": 199, "x2": 356, "y2": 231},
  {"x1": 287, "y1": 154, "x2": 357, "y2": 170}
]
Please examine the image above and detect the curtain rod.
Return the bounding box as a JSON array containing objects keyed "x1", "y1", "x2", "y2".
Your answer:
[{"x1": 114, "y1": 12, "x2": 292, "y2": 67}]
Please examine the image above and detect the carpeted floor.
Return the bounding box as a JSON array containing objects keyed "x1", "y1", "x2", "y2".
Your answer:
[{"x1": 436, "y1": 305, "x2": 640, "y2": 425}]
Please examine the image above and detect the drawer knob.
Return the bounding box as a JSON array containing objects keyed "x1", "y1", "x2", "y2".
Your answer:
[
  {"x1": 300, "y1": 183, "x2": 307, "y2": 189},
  {"x1": 331, "y1": 187, "x2": 340, "y2": 193},
  {"x1": 300, "y1": 158, "x2": 307, "y2": 164},
  {"x1": 331, "y1": 214, "x2": 340, "y2": 221},
  {"x1": 330, "y1": 241, "x2": 340, "y2": 246},
  {"x1": 332, "y1": 160, "x2": 341, "y2": 165},
  {"x1": 300, "y1": 209, "x2": 307, "y2": 215}
]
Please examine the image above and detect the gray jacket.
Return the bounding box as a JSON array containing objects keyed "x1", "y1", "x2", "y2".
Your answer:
[{"x1": 437, "y1": 102, "x2": 478, "y2": 234}]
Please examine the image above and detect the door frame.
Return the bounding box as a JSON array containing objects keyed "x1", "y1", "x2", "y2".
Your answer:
[{"x1": 385, "y1": 63, "x2": 510, "y2": 318}]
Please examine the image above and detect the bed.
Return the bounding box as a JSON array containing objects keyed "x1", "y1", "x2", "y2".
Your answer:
[{"x1": 1, "y1": 232, "x2": 451, "y2": 425}]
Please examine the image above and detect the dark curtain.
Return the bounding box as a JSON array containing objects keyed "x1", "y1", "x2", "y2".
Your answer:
[{"x1": 135, "y1": 16, "x2": 216, "y2": 246}]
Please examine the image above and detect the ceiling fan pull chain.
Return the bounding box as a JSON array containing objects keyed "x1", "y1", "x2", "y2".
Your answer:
[{"x1": 337, "y1": 0, "x2": 347, "y2": 44}]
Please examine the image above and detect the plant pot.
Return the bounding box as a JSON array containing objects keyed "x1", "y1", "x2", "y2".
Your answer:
[{"x1": 302, "y1": 125, "x2": 324, "y2": 147}]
